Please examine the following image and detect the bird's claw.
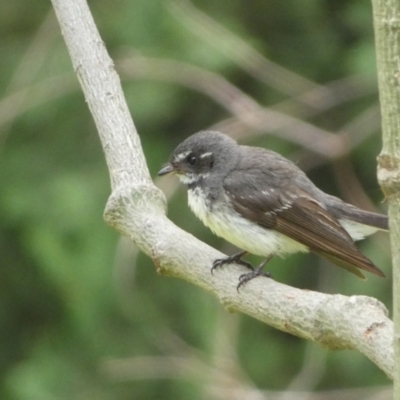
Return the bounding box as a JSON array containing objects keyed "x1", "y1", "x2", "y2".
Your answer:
[
  {"x1": 236, "y1": 270, "x2": 272, "y2": 292},
  {"x1": 211, "y1": 251, "x2": 253, "y2": 275}
]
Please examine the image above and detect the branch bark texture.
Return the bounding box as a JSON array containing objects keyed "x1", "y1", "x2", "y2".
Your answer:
[
  {"x1": 372, "y1": 0, "x2": 400, "y2": 392},
  {"x1": 51, "y1": 0, "x2": 394, "y2": 378}
]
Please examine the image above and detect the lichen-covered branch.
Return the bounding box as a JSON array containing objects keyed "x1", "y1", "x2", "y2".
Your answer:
[
  {"x1": 372, "y1": 0, "x2": 400, "y2": 390},
  {"x1": 51, "y1": 0, "x2": 394, "y2": 378}
]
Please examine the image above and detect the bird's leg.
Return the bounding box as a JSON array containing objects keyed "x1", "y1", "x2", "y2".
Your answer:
[
  {"x1": 237, "y1": 254, "x2": 274, "y2": 291},
  {"x1": 211, "y1": 250, "x2": 253, "y2": 274}
]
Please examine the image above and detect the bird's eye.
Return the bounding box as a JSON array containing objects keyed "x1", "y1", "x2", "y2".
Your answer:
[{"x1": 187, "y1": 155, "x2": 197, "y2": 166}]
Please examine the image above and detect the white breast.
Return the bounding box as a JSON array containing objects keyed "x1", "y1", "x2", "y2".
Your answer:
[{"x1": 187, "y1": 187, "x2": 308, "y2": 257}]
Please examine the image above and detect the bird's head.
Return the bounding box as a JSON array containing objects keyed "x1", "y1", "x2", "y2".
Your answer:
[{"x1": 158, "y1": 131, "x2": 237, "y2": 185}]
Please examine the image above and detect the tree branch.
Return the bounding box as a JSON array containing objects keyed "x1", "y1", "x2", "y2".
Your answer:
[
  {"x1": 372, "y1": 0, "x2": 400, "y2": 390},
  {"x1": 51, "y1": 0, "x2": 394, "y2": 378}
]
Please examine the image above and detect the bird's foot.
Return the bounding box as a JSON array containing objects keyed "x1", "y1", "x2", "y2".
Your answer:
[
  {"x1": 236, "y1": 255, "x2": 274, "y2": 292},
  {"x1": 211, "y1": 250, "x2": 253, "y2": 274},
  {"x1": 237, "y1": 269, "x2": 272, "y2": 291}
]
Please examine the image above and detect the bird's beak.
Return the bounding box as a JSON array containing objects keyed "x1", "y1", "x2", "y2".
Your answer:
[{"x1": 158, "y1": 163, "x2": 175, "y2": 176}]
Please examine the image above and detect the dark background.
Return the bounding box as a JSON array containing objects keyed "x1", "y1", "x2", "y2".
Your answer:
[{"x1": 0, "y1": 1, "x2": 392, "y2": 399}]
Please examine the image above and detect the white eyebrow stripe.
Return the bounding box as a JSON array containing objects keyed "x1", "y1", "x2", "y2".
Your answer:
[
  {"x1": 200, "y1": 152, "x2": 213, "y2": 159},
  {"x1": 175, "y1": 150, "x2": 191, "y2": 161}
]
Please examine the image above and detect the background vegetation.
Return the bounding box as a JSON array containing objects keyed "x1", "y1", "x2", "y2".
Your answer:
[{"x1": 0, "y1": 0, "x2": 392, "y2": 398}]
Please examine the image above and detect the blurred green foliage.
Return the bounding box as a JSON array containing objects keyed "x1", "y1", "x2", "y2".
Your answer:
[{"x1": 0, "y1": 0, "x2": 391, "y2": 399}]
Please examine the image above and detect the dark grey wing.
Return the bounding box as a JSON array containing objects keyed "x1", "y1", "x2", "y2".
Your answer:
[{"x1": 224, "y1": 169, "x2": 385, "y2": 278}]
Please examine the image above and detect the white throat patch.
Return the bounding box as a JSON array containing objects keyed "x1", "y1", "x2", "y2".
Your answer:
[{"x1": 178, "y1": 172, "x2": 209, "y2": 185}]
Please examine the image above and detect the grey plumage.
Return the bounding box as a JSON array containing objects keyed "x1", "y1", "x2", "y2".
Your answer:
[{"x1": 159, "y1": 130, "x2": 387, "y2": 282}]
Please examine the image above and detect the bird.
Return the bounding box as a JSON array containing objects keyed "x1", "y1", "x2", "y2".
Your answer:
[{"x1": 158, "y1": 130, "x2": 387, "y2": 290}]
